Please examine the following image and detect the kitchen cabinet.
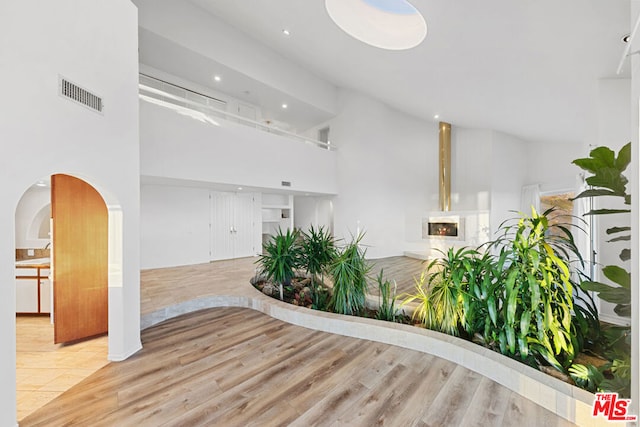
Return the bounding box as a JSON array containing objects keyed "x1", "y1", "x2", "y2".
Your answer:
[{"x1": 15, "y1": 261, "x2": 51, "y2": 314}]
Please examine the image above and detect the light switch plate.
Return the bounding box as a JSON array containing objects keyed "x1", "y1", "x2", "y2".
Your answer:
[{"x1": 27, "y1": 249, "x2": 34, "y2": 256}]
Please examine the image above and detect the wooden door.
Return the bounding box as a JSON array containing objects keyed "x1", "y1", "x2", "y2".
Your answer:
[{"x1": 51, "y1": 174, "x2": 108, "y2": 344}]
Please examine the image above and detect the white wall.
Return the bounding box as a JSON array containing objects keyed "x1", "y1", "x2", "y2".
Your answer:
[
  {"x1": 451, "y1": 128, "x2": 493, "y2": 212},
  {"x1": 140, "y1": 100, "x2": 338, "y2": 195},
  {"x1": 141, "y1": 185, "x2": 211, "y2": 269},
  {"x1": 490, "y1": 131, "x2": 529, "y2": 236},
  {"x1": 15, "y1": 186, "x2": 51, "y2": 249},
  {"x1": 294, "y1": 196, "x2": 334, "y2": 233},
  {"x1": 0, "y1": 1, "x2": 140, "y2": 425},
  {"x1": 329, "y1": 90, "x2": 436, "y2": 258}
]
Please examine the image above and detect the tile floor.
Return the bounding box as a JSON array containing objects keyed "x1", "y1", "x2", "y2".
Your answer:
[{"x1": 16, "y1": 315, "x2": 108, "y2": 422}]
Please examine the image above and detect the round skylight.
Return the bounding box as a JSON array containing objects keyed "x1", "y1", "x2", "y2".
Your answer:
[{"x1": 325, "y1": 0, "x2": 427, "y2": 50}]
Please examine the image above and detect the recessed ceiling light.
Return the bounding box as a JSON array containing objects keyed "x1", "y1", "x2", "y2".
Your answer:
[
  {"x1": 622, "y1": 33, "x2": 631, "y2": 43},
  {"x1": 213, "y1": 75, "x2": 221, "y2": 82},
  {"x1": 35, "y1": 180, "x2": 47, "y2": 187},
  {"x1": 434, "y1": 114, "x2": 440, "y2": 119},
  {"x1": 325, "y1": 0, "x2": 427, "y2": 50},
  {"x1": 237, "y1": 187, "x2": 243, "y2": 191},
  {"x1": 282, "y1": 103, "x2": 288, "y2": 109},
  {"x1": 282, "y1": 29, "x2": 291, "y2": 36}
]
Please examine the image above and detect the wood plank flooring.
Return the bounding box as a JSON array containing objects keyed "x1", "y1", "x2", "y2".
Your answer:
[
  {"x1": 20, "y1": 307, "x2": 575, "y2": 427},
  {"x1": 18, "y1": 256, "x2": 577, "y2": 426},
  {"x1": 367, "y1": 256, "x2": 428, "y2": 297}
]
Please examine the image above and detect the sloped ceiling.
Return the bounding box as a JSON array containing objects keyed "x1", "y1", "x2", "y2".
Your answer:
[{"x1": 139, "y1": 0, "x2": 631, "y2": 144}]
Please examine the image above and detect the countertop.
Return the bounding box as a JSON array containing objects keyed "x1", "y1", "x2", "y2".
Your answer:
[{"x1": 15, "y1": 258, "x2": 51, "y2": 268}]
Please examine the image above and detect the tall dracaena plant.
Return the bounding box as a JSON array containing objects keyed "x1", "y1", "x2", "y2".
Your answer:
[
  {"x1": 489, "y1": 209, "x2": 576, "y2": 371},
  {"x1": 571, "y1": 142, "x2": 631, "y2": 396},
  {"x1": 257, "y1": 228, "x2": 301, "y2": 301}
]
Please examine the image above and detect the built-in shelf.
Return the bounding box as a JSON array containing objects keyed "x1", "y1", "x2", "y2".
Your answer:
[{"x1": 261, "y1": 194, "x2": 294, "y2": 240}]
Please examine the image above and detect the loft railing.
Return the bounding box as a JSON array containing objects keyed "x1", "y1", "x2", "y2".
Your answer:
[{"x1": 138, "y1": 74, "x2": 335, "y2": 151}]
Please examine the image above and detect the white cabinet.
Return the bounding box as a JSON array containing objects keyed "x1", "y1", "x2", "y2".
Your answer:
[
  {"x1": 210, "y1": 192, "x2": 257, "y2": 261},
  {"x1": 16, "y1": 278, "x2": 38, "y2": 313},
  {"x1": 15, "y1": 266, "x2": 50, "y2": 314},
  {"x1": 40, "y1": 277, "x2": 51, "y2": 314}
]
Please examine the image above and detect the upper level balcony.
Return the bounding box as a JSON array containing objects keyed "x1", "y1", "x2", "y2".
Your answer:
[{"x1": 139, "y1": 74, "x2": 338, "y2": 195}]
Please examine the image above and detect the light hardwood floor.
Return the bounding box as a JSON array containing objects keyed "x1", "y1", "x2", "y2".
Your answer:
[{"x1": 17, "y1": 256, "x2": 576, "y2": 426}]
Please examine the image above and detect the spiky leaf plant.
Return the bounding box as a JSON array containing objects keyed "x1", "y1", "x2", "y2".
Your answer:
[
  {"x1": 329, "y1": 233, "x2": 370, "y2": 316},
  {"x1": 299, "y1": 225, "x2": 336, "y2": 288},
  {"x1": 257, "y1": 228, "x2": 301, "y2": 300}
]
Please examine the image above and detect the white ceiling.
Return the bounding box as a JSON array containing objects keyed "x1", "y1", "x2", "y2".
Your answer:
[{"x1": 144, "y1": 0, "x2": 631, "y2": 145}]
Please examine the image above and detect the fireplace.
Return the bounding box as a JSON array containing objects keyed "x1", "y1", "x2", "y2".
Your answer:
[{"x1": 423, "y1": 215, "x2": 464, "y2": 240}]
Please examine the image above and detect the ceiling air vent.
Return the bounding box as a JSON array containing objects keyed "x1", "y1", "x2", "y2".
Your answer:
[
  {"x1": 281, "y1": 181, "x2": 291, "y2": 187},
  {"x1": 59, "y1": 76, "x2": 103, "y2": 113}
]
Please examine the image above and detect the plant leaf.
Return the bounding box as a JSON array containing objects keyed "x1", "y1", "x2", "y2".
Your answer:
[
  {"x1": 603, "y1": 265, "x2": 630, "y2": 289},
  {"x1": 620, "y1": 249, "x2": 631, "y2": 262},
  {"x1": 585, "y1": 209, "x2": 631, "y2": 216},
  {"x1": 606, "y1": 226, "x2": 631, "y2": 235},
  {"x1": 615, "y1": 142, "x2": 631, "y2": 172}
]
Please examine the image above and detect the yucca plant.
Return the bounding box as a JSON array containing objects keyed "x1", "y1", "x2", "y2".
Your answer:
[
  {"x1": 299, "y1": 225, "x2": 336, "y2": 288},
  {"x1": 257, "y1": 228, "x2": 301, "y2": 300},
  {"x1": 329, "y1": 233, "x2": 370, "y2": 316},
  {"x1": 375, "y1": 269, "x2": 400, "y2": 322}
]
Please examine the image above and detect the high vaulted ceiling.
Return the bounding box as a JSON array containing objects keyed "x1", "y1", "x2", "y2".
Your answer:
[{"x1": 139, "y1": 0, "x2": 631, "y2": 145}]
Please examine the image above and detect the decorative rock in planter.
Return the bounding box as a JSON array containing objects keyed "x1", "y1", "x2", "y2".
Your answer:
[{"x1": 262, "y1": 283, "x2": 277, "y2": 297}]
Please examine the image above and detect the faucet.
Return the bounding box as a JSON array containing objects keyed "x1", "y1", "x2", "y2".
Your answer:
[{"x1": 44, "y1": 242, "x2": 51, "y2": 249}]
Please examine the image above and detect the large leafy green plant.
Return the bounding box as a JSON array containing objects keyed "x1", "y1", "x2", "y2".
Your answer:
[
  {"x1": 257, "y1": 228, "x2": 301, "y2": 300},
  {"x1": 571, "y1": 142, "x2": 631, "y2": 396},
  {"x1": 401, "y1": 247, "x2": 505, "y2": 338},
  {"x1": 489, "y1": 209, "x2": 576, "y2": 371},
  {"x1": 572, "y1": 143, "x2": 631, "y2": 316},
  {"x1": 329, "y1": 233, "x2": 371, "y2": 316}
]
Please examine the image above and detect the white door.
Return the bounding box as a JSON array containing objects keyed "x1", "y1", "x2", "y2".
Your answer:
[
  {"x1": 210, "y1": 192, "x2": 255, "y2": 260},
  {"x1": 210, "y1": 192, "x2": 234, "y2": 260},
  {"x1": 233, "y1": 193, "x2": 256, "y2": 258}
]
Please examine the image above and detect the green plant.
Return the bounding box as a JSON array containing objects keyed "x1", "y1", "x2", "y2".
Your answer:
[
  {"x1": 402, "y1": 247, "x2": 505, "y2": 340},
  {"x1": 569, "y1": 363, "x2": 605, "y2": 393},
  {"x1": 329, "y1": 233, "x2": 370, "y2": 316},
  {"x1": 572, "y1": 143, "x2": 631, "y2": 316},
  {"x1": 402, "y1": 270, "x2": 436, "y2": 328},
  {"x1": 375, "y1": 269, "x2": 400, "y2": 322},
  {"x1": 299, "y1": 225, "x2": 336, "y2": 284},
  {"x1": 488, "y1": 208, "x2": 576, "y2": 371},
  {"x1": 571, "y1": 142, "x2": 631, "y2": 396},
  {"x1": 257, "y1": 228, "x2": 301, "y2": 300}
]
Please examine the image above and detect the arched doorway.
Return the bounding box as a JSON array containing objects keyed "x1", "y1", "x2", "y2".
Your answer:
[{"x1": 14, "y1": 173, "x2": 117, "y2": 420}]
